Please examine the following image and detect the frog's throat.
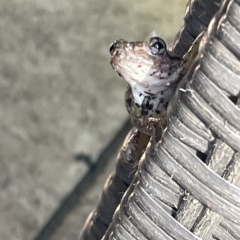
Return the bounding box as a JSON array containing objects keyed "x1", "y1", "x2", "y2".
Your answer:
[{"x1": 130, "y1": 69, "x2": 182, "y2": 106}]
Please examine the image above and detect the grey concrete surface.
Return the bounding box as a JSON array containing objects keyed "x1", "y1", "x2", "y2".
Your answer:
[
  {"x1": 0, "y1": 0, "x2": 187, "y2": 239},
  {"x1": 51, "y1": 151, "x2": 119, "y2": 240}
]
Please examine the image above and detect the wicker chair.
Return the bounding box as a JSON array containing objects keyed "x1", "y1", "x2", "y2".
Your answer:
[{"x1": 80, "y1": 0, "x2": 240, "y2": 239}]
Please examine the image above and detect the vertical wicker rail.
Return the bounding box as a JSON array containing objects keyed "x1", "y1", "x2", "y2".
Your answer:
[
  {"x1": 101, "y1": 0, "x2": 240, "y2": 239},
  {"x1": 79, "y1": 129, "x2": 150, "y2": 240}
]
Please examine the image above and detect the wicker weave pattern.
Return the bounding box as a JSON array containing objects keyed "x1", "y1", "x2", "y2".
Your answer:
[{"x1": 79, "y1": 0, "x2": 240, "y2": 239}]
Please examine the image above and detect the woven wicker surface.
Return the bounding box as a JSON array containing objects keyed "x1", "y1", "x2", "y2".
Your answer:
[{"x1": 80, "y1": 0, "x2": 240, "y2": 239}]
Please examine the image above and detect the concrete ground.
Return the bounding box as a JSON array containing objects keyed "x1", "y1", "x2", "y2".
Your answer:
[{"x1": 0, "y1": 0, "x2": 187, "y2": 239}]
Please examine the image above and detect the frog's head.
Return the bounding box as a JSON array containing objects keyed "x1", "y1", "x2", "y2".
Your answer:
[
  {"x1": 109, "y1": 36, "x2": 182, "y2": 104},
  {"x1": 110, "y1": 37, "x2": 167, "y2": 80}
]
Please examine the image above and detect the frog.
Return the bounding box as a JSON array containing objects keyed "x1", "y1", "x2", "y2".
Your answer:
[{"x1": 109, "y1": 33, "x2": 203, "y2": 135}]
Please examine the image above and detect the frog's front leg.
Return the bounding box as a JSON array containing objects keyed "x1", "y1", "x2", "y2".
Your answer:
[
  {"x1": 133, "y1": 103, "x2": 143, "y2": 119},
  {"x1": 132, "y1": 101, "x2": 165, "y2": 143},
  {"x1": 146, "y1": 115, "x2": 167, "y2": 146}
]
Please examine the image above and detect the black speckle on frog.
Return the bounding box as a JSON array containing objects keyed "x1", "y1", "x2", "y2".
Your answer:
[
  {"x1": 145, "y1": 101, "x2": 153, "y2": 110},
  {"x1": 126, "y1": 98, "x2": 132, "y2": 108}
]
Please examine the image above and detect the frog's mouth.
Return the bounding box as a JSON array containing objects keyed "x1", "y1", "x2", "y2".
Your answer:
[
  {"x1": 111, "y1": 56, "x2": 182, "y2": 92},
  {"x1": 110, "y1": 60, "x2": 123, "y2": 78}
]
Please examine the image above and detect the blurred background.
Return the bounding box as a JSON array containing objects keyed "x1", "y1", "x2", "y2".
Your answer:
[{"x1": 0, "y1": 0, "x2": 187, "y2": 239}]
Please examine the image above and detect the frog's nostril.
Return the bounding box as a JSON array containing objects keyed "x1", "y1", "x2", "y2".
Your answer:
[{"x1": 109, "y1": 42, "x2": 116, "y2": 55}]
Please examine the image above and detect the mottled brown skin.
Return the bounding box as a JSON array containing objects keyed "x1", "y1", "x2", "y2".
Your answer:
[{"x1": 109, "y1": 33, "x2": 203, "y2": 135}]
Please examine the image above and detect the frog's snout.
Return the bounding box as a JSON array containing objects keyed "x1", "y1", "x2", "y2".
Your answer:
[{"x1": 109, "y1": 41, "x2": 118, "y2": 56}]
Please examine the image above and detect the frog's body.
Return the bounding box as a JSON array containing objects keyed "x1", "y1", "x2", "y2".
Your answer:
[{"x1": 109, "y1": 33, "x2": 203, "y2": 134}]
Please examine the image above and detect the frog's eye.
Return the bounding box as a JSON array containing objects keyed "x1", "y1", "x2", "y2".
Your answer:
[
  {"x1": 149, "y1": 37, "x2": 166, "y2": 55},
  {"x1": 109, "y1": 42, "x2": 116, "y2": 55}
]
